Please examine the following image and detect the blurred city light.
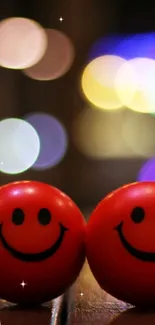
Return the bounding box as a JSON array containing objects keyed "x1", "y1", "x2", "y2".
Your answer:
[
  {"x1": 24, "y1": 29, "x2": 75, "y2": 80},
  {"x1": 25, "y1": 113, "x2": 68, "y2": 169},
  {"x1": 0, "y1": 17, "x2": 47, "y2": 69},
  {"x1": 81, "y1": 55, "x2": 126, "y2": 110},
  {"x1": 0, "y1": 118, "x2": 40, "y2": 174}
]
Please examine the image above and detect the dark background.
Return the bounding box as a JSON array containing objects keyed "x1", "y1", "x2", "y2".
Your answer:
[{"x1": 0, "y1": 0, "x2": 153, "y2": 208}]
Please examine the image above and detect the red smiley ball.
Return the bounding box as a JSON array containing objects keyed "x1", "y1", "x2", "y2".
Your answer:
[
  {"x1": 86, "y1": 182, "x2": 155, "y2": 307},
  {"x1": 0, "y1": 181, "x2": 86, "y2": 305}
]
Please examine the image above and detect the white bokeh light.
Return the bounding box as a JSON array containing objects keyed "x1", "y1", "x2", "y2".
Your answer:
[
  {"x1": 115, "y1": 57, "x2": 155, "y2": 113},
  {"x1": 0, "y1": 118, "x2": 40, "y2": 174},
  {"x1": 0, "y1": 17, "x2": 47, "y2": 69}
]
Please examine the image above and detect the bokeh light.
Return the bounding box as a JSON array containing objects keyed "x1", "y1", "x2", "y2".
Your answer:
[
  {"x1": 137, "y1": 158, "x2": 155, "y2": 181},
  {"x1": 72, "y1": 107, "x2": 138, "y2": 158},
  {"x1": 0, "y1": 17, "x2": 47, "y2": 69},
  {"x1": 115, "y1": 57, "x2": 155, "y2": 113},
  {"x1": 88, "y1": 34, "x2": 125, "y2": 61},
  {"x1": 122, "y1": 110, "x2": 155, "y2": 157},
  {"x1": 88, "y1": 33, "x2": 155, "y2": 61},
  {"x1": 114, "y1": 33, "x2": 155, "y2": 60},
  {"x1": 81, "y1": 55, "x2": 126, "y2": 110},
  {"x1": 24, "y1": 29, "x2": 75, "y2": 80},
  {"x1": 25, "y1": 113, "x2": 68, "y2": 169},
  {"x1": 0, "y1": 118, "x2": 40, "y2": 174}
]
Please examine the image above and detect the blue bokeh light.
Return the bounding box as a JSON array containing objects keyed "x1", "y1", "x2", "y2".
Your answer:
[{"x1": 88, "y1": 33, "x2": 155, "y2": 61}]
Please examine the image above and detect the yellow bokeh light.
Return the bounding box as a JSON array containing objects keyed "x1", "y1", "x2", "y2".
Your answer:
[
  {"x1": 0, "y1": 17, "x2": 47, "y2": 69},
  {"x1": 115, "y1": 57, "x2": 155, "y2": 113},
  {"x1": 72, "y1": 107, "x2": 140, "y2": 159},
  {"x1": 81, "y1": 55, "x2": 126, "y2": 110}
]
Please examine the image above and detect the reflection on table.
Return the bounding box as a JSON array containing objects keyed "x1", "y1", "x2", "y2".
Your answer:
[{"x1": 1, "y1": 261, "x2": 155, "y2": 325}]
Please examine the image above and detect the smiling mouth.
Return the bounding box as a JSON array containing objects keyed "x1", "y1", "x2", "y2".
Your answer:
[
  {"x1": 0, "y1": 223, "x2": 68, "y2": 262},
  {"x1": 115, "y1": 221, "x2": 155, "y2": 262}
]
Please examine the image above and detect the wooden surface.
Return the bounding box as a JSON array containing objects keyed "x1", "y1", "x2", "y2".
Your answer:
[{"x1": 0, "y1": 261, "x2": 155, "y2": 324}]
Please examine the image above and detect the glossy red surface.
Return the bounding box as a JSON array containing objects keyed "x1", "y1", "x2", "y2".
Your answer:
[
  {"x1": 86, "y1": 182, "x2": 155, "y2": 306},
  {"x1": 0, "y1": 181, "x2": 86, "y2": 305}
]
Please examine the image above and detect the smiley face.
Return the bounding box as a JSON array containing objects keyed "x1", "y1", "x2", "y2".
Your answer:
[
  {"x1": 115, "y1": 206, "x2": 155, "y2": 262},
  {"x1": 0, "y1": 207, "x2": 68, "y2": 262},
  {"x1": 86, "y1": 182, "x2": 155, "y2": 307},
  {"x1": 0, "y1": 181, "x2": 86, "y2": 305}
]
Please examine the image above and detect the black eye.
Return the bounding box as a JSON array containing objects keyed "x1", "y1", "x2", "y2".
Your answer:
[
  {"x1": 131, "y1": 207, "x2": 145, "y2": 223},
  {"x1": 38, "y1": 208, "x2": 51, "y2": 225},
  {"x1": 12, "y1": 208, "x2": 25, "y2": 225}
]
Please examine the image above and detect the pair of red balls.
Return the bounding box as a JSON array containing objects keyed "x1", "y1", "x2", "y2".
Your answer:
[{"x1": 0, "y1": 180, "x2": 154, "y2": 307}]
